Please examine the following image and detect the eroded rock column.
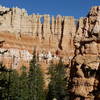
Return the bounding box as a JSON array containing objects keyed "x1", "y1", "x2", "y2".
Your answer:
[{"x1": 70, "y1": 6, "x2": 100, "y2": 100}]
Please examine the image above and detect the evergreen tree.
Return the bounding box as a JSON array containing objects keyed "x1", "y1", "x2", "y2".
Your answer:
[
  {"x1": 47, "y1": 59, "x2": 69, "y2": 100},
  {"x1": 27, "y1": 52, "x2": 46, "y2": 100},
  {"x1": 0, "y1": 63, "x2": 9, "y2": 100},
  {"x1": 8, "y1": 69, "x2": 20, "y2": 100},
  {"x1": 0, "y1": 64, "x2": 28, "y2": 100},
  {"x1": 18, "y1": 66, "x2": 29, "y2": 100}
]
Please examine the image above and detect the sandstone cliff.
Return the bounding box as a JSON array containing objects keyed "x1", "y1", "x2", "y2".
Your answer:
[
  {"x1": 0, "y1": 6, "x2": 100, "y2": 100},
  {"x1": 0, "y1": 6, "x2": 76, "y2": 89},
  {"x1": 0, "y1": 6, "x2": 76, "y2": 69},
  {"x1": 70, "y1": 6, "x2": 100, "y2": 100}
]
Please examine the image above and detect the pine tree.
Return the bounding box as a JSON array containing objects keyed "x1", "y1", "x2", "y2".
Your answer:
[
  {"x1": 18, "y1": 66, "x2": 29, "y2": 100},
  {"x1": 47, "y1": 59, "x2": 69, "y2": 100},
  {"x1": 0, "y1": 63, "x2": 9, "y2": 100},
  {"x1": 0, "y1": 64, "x2": 29, "y2": 100},
  {"x1": 8, "y1": 69, "x2": 20, "y2": 100},
  {"x1": 27, "y1": 52, "x2": 46, "y2": 100}
]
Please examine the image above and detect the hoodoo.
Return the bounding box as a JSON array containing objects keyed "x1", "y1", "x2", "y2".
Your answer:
[{"x1": 0, "y1": 5, "x2": 100, "y2": 100}]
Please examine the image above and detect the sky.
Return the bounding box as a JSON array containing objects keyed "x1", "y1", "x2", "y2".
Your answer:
[{"x1": 0, "y1": 0, "x2": 100, "y2": 18}]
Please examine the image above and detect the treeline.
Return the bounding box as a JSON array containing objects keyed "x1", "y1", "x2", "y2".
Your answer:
[{"x1": 0, "y1": 53, "x2": 70, "y2": 100}]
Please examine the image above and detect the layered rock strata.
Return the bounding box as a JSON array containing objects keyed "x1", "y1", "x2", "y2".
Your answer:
[
  {"x1": 0, "y1": 5, "x2": 100, "y2": 99},
  {"x1": 0, "y1": 6, "x2": 76, "y2": 69},
  {"x1": 70, "y1": 6, "x2": 100, "y2": 100},
  {"x1": 0, "y1": 6, "x2": 76, "y2": 88}
]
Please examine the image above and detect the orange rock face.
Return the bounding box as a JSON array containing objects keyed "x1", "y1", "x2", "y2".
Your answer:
[
  {"x1": 0, "y1": 6, "x2": 100, "y2": 100},
  {"x1": 70, "y1": 6, "x2": 100, "y2": 100},
  {"x1": 0, "y1": 6, "x2": 76, "y2": 70}
]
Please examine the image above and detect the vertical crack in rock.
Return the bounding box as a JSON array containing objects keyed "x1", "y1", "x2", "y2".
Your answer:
[{"x1": 58, "y1": 19, "x2": 64, "y2": 50}]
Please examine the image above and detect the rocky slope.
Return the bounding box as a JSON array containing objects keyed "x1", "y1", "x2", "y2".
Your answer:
[
  {"x1": 0, "y1": 6, "x2": 100, "y2": 100},
  {"x1": 70, "y1": 6, "x2": 100, "y2": 100}
]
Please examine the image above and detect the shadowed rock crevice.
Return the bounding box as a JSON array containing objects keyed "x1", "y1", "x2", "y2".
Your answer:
[
  {"x1": 70, "y1": 6, "x2": 100, "y2": 100},
  {"x1": 58, "y1": 20, "x2": 64, "y2": 50}
]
